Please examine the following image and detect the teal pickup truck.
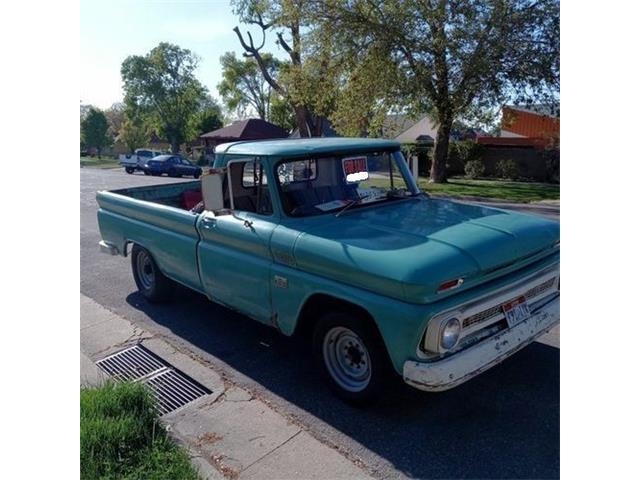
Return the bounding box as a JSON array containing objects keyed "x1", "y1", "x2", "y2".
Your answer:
[{"x1": 97, "y1": 138, "x2": 559, "y2": 404}]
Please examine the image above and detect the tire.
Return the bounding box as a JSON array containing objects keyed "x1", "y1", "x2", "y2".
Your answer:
[
  {"x1": 131, "y1": 245, "x2": 174, "y2": 303},
  {"x1": 144, "y1": 171, "x2": 150, "y2": 176},
  {"x1": 312, "y1": 311, "x2": 394, "y2": 405},
  {"x1": 193, "y1": 170, "x2": 201, "y2": 179},
  {"x1": 125, "y1": 167, "x2": 135, "y2": 174}
]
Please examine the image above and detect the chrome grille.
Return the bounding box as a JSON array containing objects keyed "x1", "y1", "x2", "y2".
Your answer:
[{"x1": 463, "y1": 277, "x2": 556, "y2": 328}]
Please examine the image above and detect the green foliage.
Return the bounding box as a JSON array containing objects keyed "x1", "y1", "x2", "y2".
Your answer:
[
  {"x1": 80, "y1": 381, "x2": 198, "y2": 480},
  {"x1": 80, "y1": 107, "x2": 110, "y2": 156},
  {"x1": 218, "y1": 51, "x2": 278, "y2": 120},
  {"x1": 449, "y1": 140, "x2": 484, "y2": 165},
  {"x1": 543, "y1": 148, "x2": 560, "y2": 183},
  {"x1": 104, "y1": 102, "x2": 125, "y2": 143},
  {"x1": 314, "y1": 0, "x2": 560, "y2": 181},
  {"x1": 119, "y1": 115, "x2": 150, "y2": 153},
  {"x1": 496, "y1": 159, "x2": 520, "y2": 180},
  {"x1": 465, "y1": 159, "x2": 485, "y2": 179},
  {"x1": 121, "y1": 42, "x2": 208, "y2": 153},
  {"x1": 269, "y1": 93, "x2": 296, "y2": 131}
]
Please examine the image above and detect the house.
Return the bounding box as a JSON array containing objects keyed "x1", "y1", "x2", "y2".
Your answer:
[
  {"x1": 200, "y1": 118, "x2": 289, "y2": 150},
  {"x1": 473, "y1": 104, "x2": 560, "y2": 181},
  {"x1": 391, "y1": 115, "x2": 438, "y2": 145},
  {"x1": 499, "y1": 104, "x2": 560, "y2": 144}
]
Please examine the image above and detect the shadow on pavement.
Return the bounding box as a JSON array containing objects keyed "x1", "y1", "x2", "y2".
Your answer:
[{"x1": 126, "y1": 287, "x2": 559, "y2": 479}]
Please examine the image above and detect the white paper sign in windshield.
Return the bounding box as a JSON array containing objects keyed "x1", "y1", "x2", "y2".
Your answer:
[{"x1": 342, "y1": 156, "x2": 369, "y2": 183}]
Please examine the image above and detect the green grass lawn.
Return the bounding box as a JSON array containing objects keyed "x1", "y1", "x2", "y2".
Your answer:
[
  {"x1": 417, "y1": 177, "x2": 559, "y2": 203},
  {"x1": 80, "y1": 156, "x2": 121, "y2": 169},
  {"x1": 368, "y1": 176, "x2": 559, "y2": 203},
  {"x1": 81, "y1": 382, "x2": 199, "y2": 480}
]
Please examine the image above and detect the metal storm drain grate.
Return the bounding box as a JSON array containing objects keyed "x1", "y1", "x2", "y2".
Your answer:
[{"x1": 96, "y1": 345, "x2": 211, "y2": 415}]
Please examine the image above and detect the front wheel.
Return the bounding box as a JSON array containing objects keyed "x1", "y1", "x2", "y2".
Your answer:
[
  {"x1": 125, "y1": 166, "x2": 135, "y2": 174},
  {"x1": 193, "y1": 170, "x2": 201, "y2": 179},
  {"x1": 312, "y1": 311, "x2": 394, "y2": 405},
  {"x1": 131, "y1": 245, "x2": 174, "y2": 303}
]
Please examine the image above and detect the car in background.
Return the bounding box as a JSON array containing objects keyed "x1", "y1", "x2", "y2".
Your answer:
[
  {"x1": 119, "y1": 149, "x2": 165, "y2": 174},
  {"x1": 142, "y1": 155, "x2": 202, "y2": 178}
]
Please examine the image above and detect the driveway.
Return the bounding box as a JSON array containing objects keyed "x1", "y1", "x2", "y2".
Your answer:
[{"x1": 81, "y1": 167, "x2": 559, "y2": 479}]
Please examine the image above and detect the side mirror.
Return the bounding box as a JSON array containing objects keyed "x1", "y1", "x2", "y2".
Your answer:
[{"x1": 201, "y1": 168, "x2": 227, "y2": 213}]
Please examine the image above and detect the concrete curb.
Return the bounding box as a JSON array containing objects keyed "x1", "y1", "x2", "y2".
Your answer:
[{"x1": 80, "y1": 294, "x2": 373, "y2": 480}]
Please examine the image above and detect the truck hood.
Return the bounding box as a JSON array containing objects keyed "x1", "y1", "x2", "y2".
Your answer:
[{"x1": 292, "y1": 197, "x2": 559, "y2": 304}]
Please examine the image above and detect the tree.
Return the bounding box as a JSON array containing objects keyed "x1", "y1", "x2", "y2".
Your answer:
[
  {"x1": 104, "y1": 102, "x2": 125, "y2": 143},
  {"x1": 269, "y1": 93, "x2": 297, "y2": 131},
  {"x1": 80, "y1": 107, "x2": 110, "y2": 158},
  {"x1": 231, "y1": 0, "x2": 335, "y2": 137},
  {"x1": 218, "y1": 51, "x2": 279, "y2": 120},
  {"x1": 121, "y1": 43, "x2": 208, "y2": 153},
  {"x1": 119, "y1": 115, "x2": 150, "y2": 153},
  {"x1": 317, "y1": 0, "x2": 559, "y2": 182}
]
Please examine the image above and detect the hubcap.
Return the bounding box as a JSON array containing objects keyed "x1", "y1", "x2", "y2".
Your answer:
[
  {"x1": 322, "y1": 327, "x2": 371, "y2": 392},
  {"x1": 136, "y1": 250, "x2": 154, "y2": 290}
]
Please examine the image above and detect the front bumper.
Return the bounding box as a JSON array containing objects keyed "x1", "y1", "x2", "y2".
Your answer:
[{"x1": 403, "y1": 295, "x2": 559, "y2": 392}]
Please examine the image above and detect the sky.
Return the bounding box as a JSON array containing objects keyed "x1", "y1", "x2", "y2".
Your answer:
[{"x1": 80, "y1": 0, "x2": 285, "y2": 109}]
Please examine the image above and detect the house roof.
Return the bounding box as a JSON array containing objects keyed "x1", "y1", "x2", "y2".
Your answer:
[
  {"x1": 382, "y1": 114, "x2": 419, "y2": 138},
  {"x1": 200, "y1": 118, "x2": 289, "y2": 141},
  {"x1": 506, "y1": 104, "x2": 559, "y2": 118},
  {"x1": 394, "y1": 116, "x2": 439, "y2": 143},
  {"x1": 215, "y1": 137, "x2": 400, "y2": 157}
]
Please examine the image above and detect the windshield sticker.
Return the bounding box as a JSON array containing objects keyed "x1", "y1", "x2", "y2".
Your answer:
[
  {"x1": 342, "y1": 156, "x2": 369, "y2": 183},
  {"x1": 315, "y1": 199, "x2": 350, "y2": 212}
]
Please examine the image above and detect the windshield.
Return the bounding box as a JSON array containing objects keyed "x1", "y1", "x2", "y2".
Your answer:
[{"x1": 276, "y1": 150, "x2": 419, "y2": 217}]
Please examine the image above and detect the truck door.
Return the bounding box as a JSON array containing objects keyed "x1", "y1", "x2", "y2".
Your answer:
[{"x1": 196, "y1": 158, "x2": 276, "y2": 324}]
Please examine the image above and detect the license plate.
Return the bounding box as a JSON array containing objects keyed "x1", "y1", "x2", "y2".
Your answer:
[{"x1": 502, "y1": 296, "x2": 531, "y2": 328}]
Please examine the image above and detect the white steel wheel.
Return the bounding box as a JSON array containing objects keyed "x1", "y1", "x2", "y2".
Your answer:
[
  {"x1": 131, "y1": 245, "x2": 174, "y2": 303},
  {"x1": 135, "y1": 249, "x2": 155, "y2": 290},
  {"x1": 322, "y1": 326, "x2": 372, "y2": 392}
]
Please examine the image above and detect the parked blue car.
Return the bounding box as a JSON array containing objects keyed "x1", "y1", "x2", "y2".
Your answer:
[{"x1": 142, "y1": 155, "x2": 202, "y2": 178}]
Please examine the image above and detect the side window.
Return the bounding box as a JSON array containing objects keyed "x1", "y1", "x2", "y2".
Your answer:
[
  {"x1": 243, "y1": 161, "x2": 269, "y2": 187},
  {"x1": 227, "y1": 159, "x2": 273, "y2": 215},
  {"x1": 277, "y1": 159, "x2": 317, "y2": 187}
]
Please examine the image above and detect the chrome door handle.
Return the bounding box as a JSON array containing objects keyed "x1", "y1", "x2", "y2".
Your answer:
[{"x1": 201, "y1": 217, "x2": 217, "y2": 229}]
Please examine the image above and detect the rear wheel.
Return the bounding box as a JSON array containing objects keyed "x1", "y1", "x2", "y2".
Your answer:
[
  {"x1": 312, "y1": 311, "x2": 394, "y2": 405},
  {"x1": 193, "y1": 170, "x2": 201, "y2": 179},
  {"x1": 131, "y1": 245, "x2": 174, "y2": 303}
]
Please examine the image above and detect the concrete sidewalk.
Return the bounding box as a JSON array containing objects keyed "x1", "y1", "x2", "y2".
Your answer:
[{"x1": 80, "y1": 294, "x2": 372, "y2": 480}]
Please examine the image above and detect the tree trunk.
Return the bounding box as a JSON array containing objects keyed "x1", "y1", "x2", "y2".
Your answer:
[
  {"x1": 171, "y1": 138, "x2": 179, "y2": 154},
  {"x1": 294, "y1": 106, "x2": 311, "y2": 137},
  {"x1": 430, "y1": 119, "x2": 452, "y2": 183}
]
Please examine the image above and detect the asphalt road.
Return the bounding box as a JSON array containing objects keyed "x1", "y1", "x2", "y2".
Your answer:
[{"x1": 81, "y1": 167, "x2": 559, "y2": 480}]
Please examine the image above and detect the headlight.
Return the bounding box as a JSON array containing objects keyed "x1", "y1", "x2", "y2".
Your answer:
[{"x1": 440, "y1": 318, "x2": 461, "y2": 350}]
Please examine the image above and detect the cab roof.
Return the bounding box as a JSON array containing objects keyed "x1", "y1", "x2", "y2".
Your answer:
[{"x1": 214, "y1": 137, "x2": 401, "y2": 158}]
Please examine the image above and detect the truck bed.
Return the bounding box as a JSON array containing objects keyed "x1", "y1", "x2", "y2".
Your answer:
[
  {"x1": 96, "y1": 180, "x2": 206, "y2": 293},
  {"x1": 109, "y1": 181, "x2": 202, "y2": 210}
]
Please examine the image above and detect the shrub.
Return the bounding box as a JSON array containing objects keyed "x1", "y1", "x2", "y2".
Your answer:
[
  {"x1": 543, "y1": 149, "x2": 560, "y2": 183},
  {"x1": 496, "y1": 159, "x2": 519, "y2": 180},
  {"x1": 465, "y1": 159, "x2": 485, "y2": 179}
]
